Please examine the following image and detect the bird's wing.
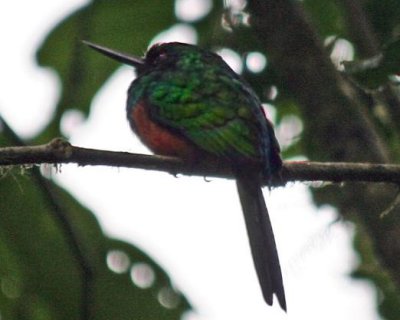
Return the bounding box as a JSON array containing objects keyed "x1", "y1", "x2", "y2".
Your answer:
[{"x1": 146, "y1": 71, "x2": 270, "y2": 164}]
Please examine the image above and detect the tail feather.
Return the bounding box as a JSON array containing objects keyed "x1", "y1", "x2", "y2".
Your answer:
[{"x1": 236, "y1": 174, "x2": 286, "y2": 311}]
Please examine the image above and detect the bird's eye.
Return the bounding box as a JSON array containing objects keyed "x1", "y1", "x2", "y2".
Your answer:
[
  {"x1": 146, "y1": 44, "x2": 170, "y2": 65},
  {"x1": 156, "y1": 52, "x2": 168, "y2": 62}
]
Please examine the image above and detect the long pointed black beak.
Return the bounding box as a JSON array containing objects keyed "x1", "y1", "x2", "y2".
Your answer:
[{"x1": 83, "y1": 40, "x2": 145, "y2": 67}]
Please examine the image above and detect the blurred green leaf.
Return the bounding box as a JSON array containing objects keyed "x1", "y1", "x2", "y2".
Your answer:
[
  {"x1": 0, "y1": 132, "x2": 190, "y2": 319},
  {"x1": 303, "y1": 0, "x2": 344, "y2": 37},
  {"x1": 95, "y1": 239, "x2": 190, "y2": 320},
  {"x1": 352, "y1": 223, "x2": 400, "y2": 319}
]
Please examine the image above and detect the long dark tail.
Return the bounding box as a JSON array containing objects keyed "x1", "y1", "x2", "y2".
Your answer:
[{"x1": 236, "y1": 173, "x2": 286, "y2": 311}]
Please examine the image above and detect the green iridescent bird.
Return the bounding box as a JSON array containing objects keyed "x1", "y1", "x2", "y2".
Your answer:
[{"x1": 84, "y1": 41, "x2": 286, "y2": 310}]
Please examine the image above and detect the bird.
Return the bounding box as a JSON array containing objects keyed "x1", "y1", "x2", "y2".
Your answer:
[{"x1": 84, "y1": 40, "x2": 286, "y2": 311}]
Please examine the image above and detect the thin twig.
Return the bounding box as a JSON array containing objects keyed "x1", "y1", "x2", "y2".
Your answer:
[
  {"x1": 1, "y1": 138, "x2": 400, "y2": 186},
  {"x1": 380, "y1": 188, "x2": 400, "y2": 218}
]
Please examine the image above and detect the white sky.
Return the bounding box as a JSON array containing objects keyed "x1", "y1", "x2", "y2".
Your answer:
[{"x1": 0, "y1": 1, "x2": 380, "y2": 319}]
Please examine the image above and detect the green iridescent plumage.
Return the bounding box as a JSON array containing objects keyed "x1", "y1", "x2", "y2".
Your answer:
[{"x1": 127, "y1": 43, "x2": 280, "y2": 176}]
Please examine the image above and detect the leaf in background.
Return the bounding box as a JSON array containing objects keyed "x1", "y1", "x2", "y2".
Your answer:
[
  {"x1": 351, "y1": 224, "x2": 400, "y2": 320},
  {"x1": 95, "y1": 239, "x2": 190, "y2": 320},
  {"x1": 36, "y1": 0, "x2": 177, "y2": 142},
  {"x1": 303, "y1": 0, "x2": 345, "y2": 38},
  {"x1": 0, "y1": 126, "x2": 191, "y2": 319}
]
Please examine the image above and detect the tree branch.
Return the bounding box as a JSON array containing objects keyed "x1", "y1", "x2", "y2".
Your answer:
[{"x1": 1, "y1": 138, "x2": 400, "y2": 186}]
